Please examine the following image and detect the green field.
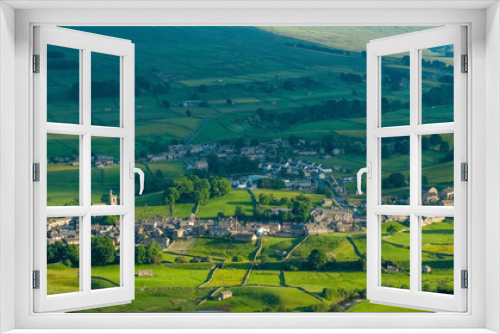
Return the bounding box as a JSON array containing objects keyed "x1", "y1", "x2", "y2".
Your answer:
[
  {"x1": 247, "y1": 270, "x2": 282, "y2": 286},
  {"x1": 135, "y1": 203, "x2": 195, "y2": 220},
  {"x1": 285, "y1": 271, "x2": 366, "y2": 300},
  {"x1": 207, "y1": 269, "x2": 247, "y2": 287},
  {"x1": 197, "y1": 190, "x2": 254, "y2": 218},
  {"x1": 290, "y1": 234, "x2": 345, "y2": 259},
  {"x1": 252, "y1": 189, "x2": 326, "y2": 206},
  {"x1": 186, "y1": 238, "x2": 258, "y2": 261},
  {"x1": 347, "y1": 300, "x2": 426, "y2": 313},
  {"x1": 259, "y1": 237, "x2": 301, "y2": 260}
]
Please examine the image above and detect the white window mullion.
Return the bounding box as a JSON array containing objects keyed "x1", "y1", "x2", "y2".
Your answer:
[{"x1": 33, "y1": 25, "x2": 136, "y2": 313}]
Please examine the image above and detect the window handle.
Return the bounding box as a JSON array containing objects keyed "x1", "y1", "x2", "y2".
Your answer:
[
  {"x1": 357, "y1": 162, "x2": 371, "y2": 195},
  {"x1": 130, "y1": 162, "x2": 145, "y2": 195}
]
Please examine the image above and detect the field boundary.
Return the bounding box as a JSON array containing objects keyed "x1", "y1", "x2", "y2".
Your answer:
[
  {"x1": 285, "y1": 235, "x2": 309, "y2": 259},
  {"x1": 198, "y1": 266, "x2": 219, "y2": 288},
  {"x1": 346, "y1": 236, "x2": 362, "y2": 258}
]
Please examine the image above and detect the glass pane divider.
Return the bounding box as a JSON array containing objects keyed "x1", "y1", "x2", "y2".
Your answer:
[
  {"x1": 373, "y1": 123, "x2": 454, "y2": 138},
  {"x1": 373, "y1": 205, "x2": 454, "y2": 217},
  {"x1": 46, "y1": 123, "x2": 130, "y2": 138},
  {"x1": 82, "y1": 214, "x2": 92, "y2": 293}
]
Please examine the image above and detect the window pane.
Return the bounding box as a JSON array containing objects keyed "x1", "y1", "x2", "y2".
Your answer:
[
  {"x1": 91, "y1": 137, "x2": 120, "y2": 205},
  {"x1": 381, "y1": 215, "x2": 410, "y2": 290},
  {"x1": 421, "y1": 45, "x2": 454, "y2": 124},
  {"x1": 381, "y1": 52, "x2": 410, "y2": 127},
  {"x1": 91, "y1": 52, "x2": 120, "y2": 127},
  {"x1": 421, "y1": 134, "x2": 454, "y2": 206},
  {"x1": 47, "y1": 217, "x2": 80, "y2": 295},
  {"x1": 47, "y1": 45, "x2": 80, "y2": 124},
  {"x1": 381, "y1": 137, "x2": 410, "y2": 205},
  {"x1": 421, "y1": 216, "x2": 454, "y2": 294},
  {"x1": 91, "y1": 216, "x2": 121, "y2": 290},
  {"x1": 47, "y1": 134, "x2": 80, "y2": 206}
]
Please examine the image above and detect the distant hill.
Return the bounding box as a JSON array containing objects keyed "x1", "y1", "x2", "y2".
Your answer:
[{"x1": 258, "y1": 26, "x2": 433, "y2": 52}]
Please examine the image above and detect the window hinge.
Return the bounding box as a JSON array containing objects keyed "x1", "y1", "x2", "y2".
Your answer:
[
  {"x1": 461, "y1": 162, "x2": 468, "y2": 181},
  {"x1": 33, "y1": 163, "x2": 40, "y2": 182},
  {"x1": 33, "y1": 270, "x2": 40, "y2": 289},
  {"x1": 461, "y1": 270, "x2": 468, "y2": 289},
  {"x1": 461, "y1": 54, "x2": 468, "y2": 73},
  {"x1": 33, "y1": 54, "x2": 40, "y2": 73}
]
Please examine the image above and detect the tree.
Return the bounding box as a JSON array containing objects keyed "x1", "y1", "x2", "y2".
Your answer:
[
  {"x1": 429, "y1": 134, "x2": 443, "y2": 146},
  {"x1": 164, "y1": 187, "x2": 180, "y2": 216},
  {"x1": 308, "y1": 249, "x2": 327, "y2": 270},
  {"x1": 145, "y1": 240, "x2": 163, "y2": 265},
  {"x1": 382, "y1": 172, "x2": 406, "y2": 189},
  {"x1": 155, "y1": 169, "x2": 164, "y2": 179},
  {"x1": 232, "y1": 256, "x2": 244, "y2": 262},
  {"x1": 386, "y1": 224, "x2": 397, "y2": 236},
  {"x1": 186, "y1": 110, "x2": 192, "y2": 117},
  {"x1": 135, "y1": 244, "x2": 146, "y2": 265},
  {"x1": 288, "y1": 135, "x2": 299, "y2": 146},
  {"x1": 440, "y1": 141, "x2": 450, "y2": 152},
  {"x1": 175, "y1": 256, "x2": 188, "y2": 263},
  {"x1": 250, "y1": 138, "x2": 259, "y2": 146},
  {"x1": 292, "y1": 198, "x2": 311, "y2": 222},
  {"x1": 91, "y1": 235, "x2": 115, "y2": 266},
  {"x1": 234, "y1": 205, "x2": 245, "y2": 221},
  {"x1": 259, "y1": 193, "x2": 270, "y2": 205},
  {"x1": 422, "y1": 136, "x2": 431, "y2": 150}
]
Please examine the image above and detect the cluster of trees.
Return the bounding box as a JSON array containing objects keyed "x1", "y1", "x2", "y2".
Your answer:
[
  {"x1": 340, "y1": 73, "x2": 363, "y2": 83},
  {"x1": 91, "y1": 235, "x2": 118, "y2": 266},
  {"x1": 281, "y1": 76, "x2": 323, "y2": 91},
  {"x1": 381, "y1": 138, "x2": 410, "y2": 159},
  {"x1": 257, "y1": 178, "x2": 285, "y2": 190},
  {"x1": 257, "y1": 193, "x2": 290, "y2": 206},
  {"x1": 382, "y1": 172, "x2": 406, "y2": 189},
  {"x1": 175, "y1": 256, "x2": 213, "y2": 263},
  {"x1": 279, "y1": 249, "x2": 366, "y2": 272},
  {"x1": 253, "y1": 194, "x2": 312, "y2": 222},
  {"x1": 47, "y1": 242, "x2": 79, "y2": 267},
  {"x1": 381, "y1": 97, "x2": 410, "y2": 114},
  {"x1": 136, "y1": 76, "x2": 171, "y2": 96},
  {"x1": 135, "y1": 241, "x2": 163, "y2": 265},
  {"x1": 92, "y1": 215, "x2": 119, "y2": 226},
  {"x1": 48, "y1": 235, "x2": 119, "y2": 268},
  {"x1": 422, "y1": 85, "x2": 453, "y2": 108},
  {"x1": 206, "y1": 154, "x2": 260, "y2": 175},
  {"x1": 256, "y1": 98, "x2": 366, "y2": 129},
  {"x1": 165, "y1": 175, "x2": 231, "y2": 212}
]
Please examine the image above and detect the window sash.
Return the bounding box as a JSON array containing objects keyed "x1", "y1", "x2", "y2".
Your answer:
[
  {"x1": 32, "y1": 26, "x2": 136, "y2": 313},
  {"x1": 366, "y1": 26, "x2": 468, "y2": 312}
]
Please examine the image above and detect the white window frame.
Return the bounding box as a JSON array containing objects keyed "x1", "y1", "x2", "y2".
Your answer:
[
  {"x1": 32, "y1": 26, "x2": 136, "y2": 313},
  {"x1": 366, "y1": 26, "x2": 467, "y2": 312},
  {"x1": 0, "y1": 1, "x2": 499, "y2": 333}
]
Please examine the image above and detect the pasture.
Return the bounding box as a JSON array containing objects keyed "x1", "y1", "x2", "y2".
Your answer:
[
  {"x1": 247, "y1": 270, "x2": 282, "y2": 286},
  {"x1": 186, "y1": 238, "x2": 258, "y2": 261},
  {"x1": 196, "y1": 190, "x2": 254, "y2": 218},
  {"x1": 207, "y1": 269, "x2": 247, "y2": 287}
]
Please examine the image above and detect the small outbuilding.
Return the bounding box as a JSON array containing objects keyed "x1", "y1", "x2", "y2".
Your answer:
[
  {"x1": 137, "y1": 269, "x2": 153, "y2": 277},
  {"x1": 214, "y1": 290, "x2": 232, "y2": 301}
]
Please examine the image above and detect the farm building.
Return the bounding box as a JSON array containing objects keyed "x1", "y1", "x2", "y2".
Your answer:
[
  {"x1": 137, "y1": 269, "x2": 153, "y2": 277},
  {"x1": 214, "y1": 290, "x2": 232, "y2": 301},
  {"x1": 233, "y1": 233, "x2": 257, "y2": 242}
]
